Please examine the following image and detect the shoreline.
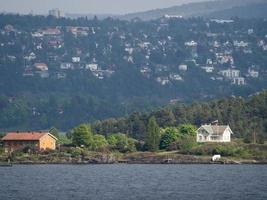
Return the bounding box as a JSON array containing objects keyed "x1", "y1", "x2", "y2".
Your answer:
[{"x1": 2, "y1": 160, "x2": 267, "y2": 165}]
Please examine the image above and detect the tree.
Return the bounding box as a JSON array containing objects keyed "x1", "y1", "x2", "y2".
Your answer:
[
  {"x1": 72, "y1": 124, "x2": 93, "y2": 147},
  {"x1": 178, "y1": 124, "x2": 197, "y2": 136},
  {"x1": 91, "y1": 134, "x2": 108, "y2": 151},
  {"x1": 160, "y1": 127, "x2": 180, "y2": 150},
  {"x1": 107, "y1": 133, "x2": 137, "y2": 153},
  {"x1": 145, "y1": 117, "x2": 160, "y2": 152},
  {"x1": 49, "y1": 127, "x2": 59, "y2": 139}
]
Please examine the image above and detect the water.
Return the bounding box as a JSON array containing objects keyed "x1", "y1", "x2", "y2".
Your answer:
[{"x1": 0, "y1": 164, "x2": 267, "y2": 200}]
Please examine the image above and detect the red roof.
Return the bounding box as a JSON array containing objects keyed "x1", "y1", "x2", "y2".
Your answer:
[{"x1": 1, "y1": 132, "x2": 51, "y2": 141}]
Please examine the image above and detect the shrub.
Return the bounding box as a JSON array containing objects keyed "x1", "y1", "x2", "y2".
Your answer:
[
  {"x1": 176, "y1": 135, "x2": 197, "y2": 151},
  {"x1": 160, "y1": 127, "x2": 179, "y2": 150},
  {"x1": 107, "y1": 133, "x2": 137, "y2": 153},
  {"x1": 67, "y1": 147, "x2": 83, "y2": 157},
  {"x1": 91, "y1": 134, "x2": 108, "y2": 151}
]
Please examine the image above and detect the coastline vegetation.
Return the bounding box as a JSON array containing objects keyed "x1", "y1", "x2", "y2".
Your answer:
[{"x1": 0, "y1": 91, "x2": 266, "y2": 163}]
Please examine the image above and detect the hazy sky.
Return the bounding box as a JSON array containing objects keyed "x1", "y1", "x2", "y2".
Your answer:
[{"x1": 0, "y1": 0, "x2": 206, "y2": 15}]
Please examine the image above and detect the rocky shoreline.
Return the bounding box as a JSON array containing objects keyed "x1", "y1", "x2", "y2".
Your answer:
[{"x1": 2, "y1": 155, "x2": 267, "y2": 165}]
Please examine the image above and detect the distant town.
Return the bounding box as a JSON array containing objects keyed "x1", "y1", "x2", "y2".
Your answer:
[{"x1": 1, "y1": 12, "x2": 266, "y2": 86}]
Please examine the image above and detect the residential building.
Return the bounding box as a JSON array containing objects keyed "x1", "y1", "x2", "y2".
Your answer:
[
  {"x1": 219, "y1": 68, "x2": 240, "y2": 79},
  {"x1": 49, "y1": 9, "x2": 64, "y2": 18},
  {"x1": 72, "y1": 57, "x2": 80, "y2": 63},
  {"x1": 85, "y1": 64, "x2": 98, "y2": 71},
  {"x1": 196, "y1": 124, "x2": 233, "y2": 143},
  {"x1": 60, "y1": 63, "x2": 74, "y2": 70},
  {"x1": 201, "y1": 66, "x2": 214, "y2": 73},
  {"x1": 1, "y1": 132, "x2": 58, "y2": 152},
  {"x1": 232, "y1": 77, "x2": 245, "y2": 85},
  {"x1": 248, "y1": 68, "x2": 259, "y2": 78},
  {"x1": 179, "y1": 64, "x2": 188, "y2": 71},
  {"x1": 34, "y1": 63, "x2": 48, "y2": 71}
]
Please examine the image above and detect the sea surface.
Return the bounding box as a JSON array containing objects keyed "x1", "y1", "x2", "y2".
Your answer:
[{"x1": 0, "y1": 164, "x2": 267, "y2": 200}]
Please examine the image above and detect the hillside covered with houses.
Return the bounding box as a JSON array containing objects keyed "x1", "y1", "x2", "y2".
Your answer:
[{"x1": 0, "y1": 14, "x2": 267, "y2": 130}]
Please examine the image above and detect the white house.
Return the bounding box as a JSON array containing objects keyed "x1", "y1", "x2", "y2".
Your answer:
[
  {"x1": 219, "y1": 68, "x2": 240, "y2": 79},
  {"x1": 196, "y1": 124, "x2": 233, "y2": 143},
  {"x1": 85, "y1": 63, "x2": 98, "y2": 71},
  {"x1": 179, "y1": 64, "x2": 188, "y2": 71},
  {"x1": 72, "y1": 57, "x2": 80, "y2": 63}
]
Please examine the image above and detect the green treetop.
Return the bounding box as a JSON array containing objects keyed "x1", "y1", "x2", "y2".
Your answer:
[
  {"x1": 145, "y1": 117, "x2": 160, "y2": 152},
  {"x1": 72, "y1": 124, "x2": 93, "y2": 147}
]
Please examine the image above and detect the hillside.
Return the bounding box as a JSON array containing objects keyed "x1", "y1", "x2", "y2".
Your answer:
[
  {"x1": 121, "y1": 0, "x2": 266, "y2": 21},
  {"x1": 0, "y1": 14, "x2": 267, "y2": 131},
  {"x1": 205, "y1": 3, "x2": 267, "y2": 19}
]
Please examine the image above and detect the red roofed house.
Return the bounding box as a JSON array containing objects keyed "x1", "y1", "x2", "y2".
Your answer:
[{"x1": 1, "y1": 132, "x2": 57, "y2": 152}]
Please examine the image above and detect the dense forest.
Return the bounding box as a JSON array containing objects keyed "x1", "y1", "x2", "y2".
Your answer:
[
  {"x1": 91, "y1": 91, "x2": 267, "y2": 140},
  {"x1": 0, "y1": 14, "x2": 267, "y2": 130}
]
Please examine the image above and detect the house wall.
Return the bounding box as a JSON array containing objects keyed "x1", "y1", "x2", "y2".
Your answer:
[
  {"x1": 222, "y1": 129, "x2": 231, "y2": 142},
  {"x1": 196, "y1": 129, "x2": 231, "y2": 143},
  {"x1": 39, "y1": 134, "x2": 56, "y2": 150},
  {"x1": 3, "y1": 140, "x2": 38, "y2": 152}
]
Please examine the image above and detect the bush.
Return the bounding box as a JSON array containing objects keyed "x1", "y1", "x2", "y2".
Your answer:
[
  {"x1": 67, "y1": 147, "x2": 83, "y2": 157},
  {"x1": 160, "y1": 127, "x2": 179, "y2": 150},
  {"x1": 91, "y1": 134, "x2": 108, "y2": 151},
  {"x1": 176, "y1": 135, "x2": 197, "y2": 151},
  {"x1": 107, "y1": 133, "x2": 137, "y2": 153},
  {"x1": 0, "y1": 148, "x2": 4, "y2": 155},
  {"x1": 187, "y1": 143, "x2": 249, "y2": 157}
]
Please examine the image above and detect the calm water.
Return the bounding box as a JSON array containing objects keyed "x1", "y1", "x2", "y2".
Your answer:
[{"x1": 0, "y1": 164, "x2": 267, "y2": 200}]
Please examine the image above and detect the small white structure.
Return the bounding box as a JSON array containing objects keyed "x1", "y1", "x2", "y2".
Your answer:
[
  {"x1": 212, "y1": 155, "x2": 221, "y2": 161},
  {"x1": 72, "y1": 57, "x2": 80, "y2": 63},
  {"x1": 60, "y1": 63, "x2": 74, "y2": 70},
  {"x1": 179, "y1": 64, "x2": 188, "y2": 71},
  {"x1": 196, "y1": 124, "x2": 233, "y2": 143},
  {"x1": 34, "y1": 63, "x2": 48, "y2": 71},
  {"x1": 85, "y1": 64, "x2": 98, "y2": 71},
  {"x1": 219, "y1": 68, "x2": 240, "y2": 79},
  {"x1": 185, "y1": 41, "x2": 198, "y2": 47},
  {"x1": 248, "y1": 68, "x2": 259, "y2": 78},
  {"x1": 232, "y1": 77, "x2": 245, "y2": 86},
  {"x1": 201, "y1": 66, "x2": 214, "y2": 73}
]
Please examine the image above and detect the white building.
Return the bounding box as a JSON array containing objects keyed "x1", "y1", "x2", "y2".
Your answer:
[
  {"x1": 60, "y1": 63, "x2": 74, "y2": 70},
  {"x1": 156, "y1": 77, "x2": 170, "y2": 85},
  {"x1": 248, "y1": 68, "x2": 259, "y2": 78},
  {"x1": 196, "y1": 124, "x2": 233, "y2": 143},
  {"x1": 169, "y1": 73, "x2": 183, "y2": 81},
  {"x1": 72, "y1": 57, "x2": 80, "y2": 63},
  {"x1": 85, "y1": 64, "x2": 98, "y2": 71},
  {"x1": 185, "y1": 41, "x2": 198, "y2": 47},
  {"x1": 179, "y1": 64, "x2": 188, "y2": 71},
  {"x1": 232, "y1": 77, "x2": 245, "y2": 86},
  {"x1": 201, "y1": 66, "x2": 214, "y2": 73},
  {"x1": 49, "y1": 9, "x2": 64, "y2": 18},
  {"x1": 219, "y1": 69, "x2": 240, "y2": 79}
]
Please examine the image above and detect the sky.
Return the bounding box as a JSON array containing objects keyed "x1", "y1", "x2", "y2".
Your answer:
[{"x1": 0, "y1": 0, "x2": 207, "y2": 15}]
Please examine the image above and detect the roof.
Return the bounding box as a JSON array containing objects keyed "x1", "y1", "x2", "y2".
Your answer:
[
  {"x1": 197, "y1": 125, "x2": 232, "y2": 135},
  {"x1": 1, "y1": 132, "x2": 57, "y2": 141}
]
